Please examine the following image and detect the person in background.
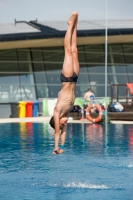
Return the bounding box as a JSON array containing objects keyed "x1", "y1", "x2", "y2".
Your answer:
[
  {"x1": 83, "y1": 88, "x2": 95, "y2": 116},
  {"x1": 84, "y1": 88, "x2": 95, "y2": 101},
  {"x1": 49, "y1": 11, "x2": 79, "y2": 155}
]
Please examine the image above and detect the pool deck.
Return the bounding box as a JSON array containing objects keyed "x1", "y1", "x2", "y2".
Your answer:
[{"x1": 0, "y1": 116, "x2": 132, "y2": 124}]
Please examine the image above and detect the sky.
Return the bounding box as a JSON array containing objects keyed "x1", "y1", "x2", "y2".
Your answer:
[{"x1": 0, "y1": 0, "x2": 133, "y2": 23}]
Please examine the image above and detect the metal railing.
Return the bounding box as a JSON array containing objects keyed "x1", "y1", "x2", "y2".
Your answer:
[{"x1": 110, "y1": 84, "x2": 133, "y2": 104}]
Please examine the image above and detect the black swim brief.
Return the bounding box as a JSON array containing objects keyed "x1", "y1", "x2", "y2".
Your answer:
[{"x1": 60, "y1": 72, "x2": 78, "y2": 83}]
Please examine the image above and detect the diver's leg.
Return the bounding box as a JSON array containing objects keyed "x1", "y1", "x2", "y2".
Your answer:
[
  {"x1": 62, "y1": 12, "x2": 78, "y2": 77},
  {"x1": 53, "y1": 126, "x2": 66, "y2": 154},
  {"x1": 72, "y1": 14, "x2": 80, "y2": 75},
  {"x1": 53, "y1": 132, "x2": 60, "y2": 154},
  {"x1": 58, "y1": 126, "x2": 67, "y2": 154}
]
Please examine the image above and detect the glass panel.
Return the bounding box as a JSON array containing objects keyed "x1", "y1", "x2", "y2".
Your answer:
[
  {"x1": 124, "y1": 55, "x2": 133, "y2": 64},
  {"x1": 110, "y1": 44, "x2": 123, "y2": 53},
  {"x1": 19, "y1": 63, "x2": 32, "y2": 72},
  {"x1": 109, "y1": 44, "x2": 125, "y2": 69},
  {"x1": 12, "y1": 85, "x2": 36, "y2": 101},
  {"x1": 32, "y1": 58, "x2": 47, "y2": 84},
  {"x1": 0, "y1": 84, "x2": 36, "y2": 102},
  {"x1": 10, "y1": 85, "x2": 21, "y2": 101},
  {"x1": 111, "y1": 53, "x2": 124, "y2": 64},
  {"x1": 0, "y1": 50, "x2": 17, "y2": 61},
  {"x1": 84, "y1": 44, "x2": 105, "y2": 64},
  {"x1": 122, "y1": 43, "x2": 133, "y2": 53},
  {"x1": 86, "y1": 85, "x2": 110, "y2": 97},
  {"x1": 128, "y1": 75, "x2": 133, "y2": 83},
  {"x1": 107, "y1": 86, "x2": 111, "y2": 97},
  {"x1": 48, "y1": 85, "x2": 61, "y2": 98},
  {"x1": 34, "y1": 72, "x2": 47, "y2": 84},
  {"x1": 19, "y1": 72, "x2": 36, "y2": 100},
  {"x1": 75, "y1": 85, "x2": 93, "y2": 98},
  {"x1": 94, "y1": 86, "x2": 105, "y2": 97},
  {"x1": 36, "y1": 85, "x2": 49, "y2": 98},
  {"x1": 108, "y1": 74, "x2": 118, "y2": 84},
  {"x1": 0, "y1": 85, "x2": 14, "y2": 102},
  {"x1": 17, "y1": 49, "x2": 35, "y2": 87},
  {"x1": 119, "y1": 86, "x2": 127, "y2": 97},
  {"x1": 17, "y1": 50, "x2": 31, "y2": 62},
  {"x1": 109, "y1": 75, "x2": 128, "y2": 84},
  {"x1": 88, "y1": 65, "x2": 105, "y2": 73},
  {"x1": 115, "y1": 65, "x2": 127, "y2": 73},
  {"x1": 77, "y1": 73, "x2": 89, "y2": 84},
  {"x1": 33, "y1": 63, "x2": 45, "y2": 72},
  {"x1": 45, "y1": 63, "x2": 62, "y2": 72},
  {"x1": 43, "y1": 47, "x2": 64, "y2": 63},
  {"x1": 89, "y1": 74, "x2": 109, "y2": 84},
  {"x1": 46, "y1": 73, "x2": 61, "y2": 84},
  {"x1": 19, "y1": 73, "x2": 34, "y2": 85},
  {"x1": 0, "y1": 63, "x2": 18, "y2": 72},
  {"x1": 0, "y1": 73, "x2": 19, "y2": 84},
  {"x1": 78, "y1": 46, "x2": 86, "y2": 63},
  {"x1": 108, "y1": 65, "x2": 127, "y2": 74},
  {"x1": 75, "y1": 85, "x2": 85, "y2": 97},
  {"x1": 122, "y1": 43, "x2": 133, "y2": 64},
  {"x1": 127, "y1": 65, "x2": 133, "y2": 74},
  {"x1": 80, "y1": 64, "x2": 88, "y2": 72},
  {"x1": 112, "y1": 86, "x2": 127, "y2": 98},
  {"x1": 18, "y1": 50, "x2": 32, "y2": 72},
  {"x1": 31, "y1": 48, "x2": 43, "y2": 61}
]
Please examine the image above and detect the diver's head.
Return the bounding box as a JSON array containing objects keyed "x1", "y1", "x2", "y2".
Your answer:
[{"x1": 49, "y1": 116, "x2": 68, "y2": 129}]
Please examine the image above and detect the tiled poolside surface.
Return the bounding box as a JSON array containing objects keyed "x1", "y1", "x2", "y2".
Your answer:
[{"x1": 0, "y1": 116, "x2": 132, "y2": 124}]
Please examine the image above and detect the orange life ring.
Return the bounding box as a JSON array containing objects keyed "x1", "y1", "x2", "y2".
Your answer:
[{"x1": 86, "y1": 104, "x2": 103, "y2": 123}]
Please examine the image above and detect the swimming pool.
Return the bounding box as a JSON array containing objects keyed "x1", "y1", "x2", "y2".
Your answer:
[{"x1": 0, "y1": 122, "x2": 133, "y2": 200}]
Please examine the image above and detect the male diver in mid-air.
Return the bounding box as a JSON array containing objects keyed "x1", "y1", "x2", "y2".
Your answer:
[{"x1": 49, "y1": 11, "x2": 80, "y2": 154}]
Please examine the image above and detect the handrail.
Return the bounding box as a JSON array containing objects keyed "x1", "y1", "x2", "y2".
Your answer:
[{"x1": 110, "y1": 84, "x2": 132, "y2": 104}]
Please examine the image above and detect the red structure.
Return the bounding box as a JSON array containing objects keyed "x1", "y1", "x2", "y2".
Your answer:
[
  {"x1": 127, "y1": 83, "x2": 133, "y2": 95},
  {"x1": 26, "y1": 102, "x2": 33, "y2": 117}
]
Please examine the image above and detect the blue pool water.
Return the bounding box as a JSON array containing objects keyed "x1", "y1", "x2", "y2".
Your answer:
[{"x1": 0, "y1": 122, "x2": 133, "y2": 200}]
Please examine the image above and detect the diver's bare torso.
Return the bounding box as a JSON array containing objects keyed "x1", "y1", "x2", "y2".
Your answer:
[{"x1": 55, "y1": 82, "x2": 76, "y2": 118}]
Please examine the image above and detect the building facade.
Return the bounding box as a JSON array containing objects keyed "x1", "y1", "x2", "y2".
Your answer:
[{"x1": 0, "y1": 19, "x2": 133, "y2": 117}]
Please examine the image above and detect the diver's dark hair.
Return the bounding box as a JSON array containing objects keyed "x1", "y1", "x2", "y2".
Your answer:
[{"x1": 49, "y1": 116, "x2": 55, "y2": 129}]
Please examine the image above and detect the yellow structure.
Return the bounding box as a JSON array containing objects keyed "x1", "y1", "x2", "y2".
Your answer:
[{"x1": 18, "y1": 102, "x2": 27, "y2": 118}]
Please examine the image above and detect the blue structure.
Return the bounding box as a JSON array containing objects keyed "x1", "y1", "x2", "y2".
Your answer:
[{"x1": 32, "y1": 102, "x2": 39, "y2": 117}]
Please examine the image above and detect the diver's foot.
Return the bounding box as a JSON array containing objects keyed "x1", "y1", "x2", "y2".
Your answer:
[
  {"x1": 53, "y1": 149, "x2": 59, "y2": 154},
  {"x1": 67, "y1": 11, "x2": 78, "y2": 26},
  {"x1": 58, "y1": 149, "x2": 64, "y2": 154},
  {"x1": 53, "y1": 149, "x2": 64, "y2": 155}
]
